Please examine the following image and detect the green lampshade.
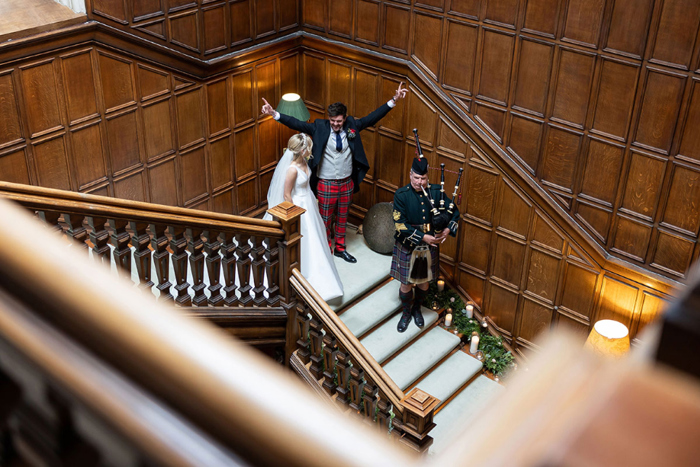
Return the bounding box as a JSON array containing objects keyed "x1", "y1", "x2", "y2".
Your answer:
[{"x1": 276, "y1": 93, "x2": 310, "y2": 122}]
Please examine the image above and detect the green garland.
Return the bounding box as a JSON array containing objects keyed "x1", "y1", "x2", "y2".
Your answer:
[{"x1": 423, "y1": 281, "x2": 516, "y2": 377}]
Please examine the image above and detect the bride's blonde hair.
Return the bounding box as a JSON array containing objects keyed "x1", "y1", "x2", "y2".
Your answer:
[{"x1": 288, "y1": 134, "x2": 313, "y2": 162}]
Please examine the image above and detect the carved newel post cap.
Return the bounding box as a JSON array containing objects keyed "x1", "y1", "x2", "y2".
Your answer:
[
  {"x1": 267, "y1": 201, "x2": 305, "y2": 223},
  {"x1": 398, "y1": 388, "x2": 440, "y2": 440}
]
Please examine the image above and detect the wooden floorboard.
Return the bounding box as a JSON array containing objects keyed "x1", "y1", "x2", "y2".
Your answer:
[{"x1": 0, "y1": 0, "x2": 85, "y2": 42}]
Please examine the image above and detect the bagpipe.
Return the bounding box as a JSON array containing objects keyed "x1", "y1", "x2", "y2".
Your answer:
[{"x1": 412, "y1": 128, "x2": 463, "y2": 235}]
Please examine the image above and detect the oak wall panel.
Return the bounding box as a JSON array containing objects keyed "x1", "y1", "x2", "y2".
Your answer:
[
  {"x1": 70, "y1": 122, "x2": 107, "y2": 189},
  {"x1": 450, "y1": 0, "x2": 481, "y2": 20},
  {"x1": 562, "y1": 0, "x2": 605, "y2": 47},
  {"x1": 485, "y1": 0, "x2": 519, "y2": 29},
  {"x1": 443, "y1": 20, "x2": 477, "y2": 94},
  {"x1": 0, "y1": 72, "x2": 23, "y2": 148},
  {"x1": 255, "y1": 0, "x2": 275, "y2": 38},
  {"x1": 633, "y1": 69, "x2": 686, "y2": 154},
  {"x1": 0, "y1": 148, "x2": 30, "y2": 185},
  {"x1": 356, "y1": 0, "x2": 381, "y2": 46},
  {"x1": 412, "y1": 12, "x2": 442, "y2": 79},
  {"x1": 476, "y1": 29, "x2": 515, "y2": 105},
  {"x1": 579, "y1": 138, "x2": 624, "y2": 205},
  {"x1": 604, "y1": 0, "x2": 654, "y2": 58},
  {"x1": 0, "y1": 44, "x2": 299, "y2": 218},
  {"x1": 512, "y1": 39, "x2": 554, "y2": 116},
  {"x1": 329, "y1": 0, "x2": 353, "y2": 38},
  {"x1": 590, "y1": 58, "x2": 639, "y2": 141},
  {"x1": 522, "y1": 0, "x2": 561, "y2": 37},
  {"x1": 20, "y1": 60, "x2": 63, "y2": 138},
  {"x1": 550, "y1": 48, "x2": 595, "y2": 128},
  {"x1": 33, "y1": 135, "x2": 71, "y2": 190},
  {"x1": 650, "y1": 0, "x2": 700, "y2": 69},
  {"x1": 662, "y1": 165, "x2": 700, "y2": 235},
  {"x1": 383, "y1": 4, "x2": 410, "y2": 54}
]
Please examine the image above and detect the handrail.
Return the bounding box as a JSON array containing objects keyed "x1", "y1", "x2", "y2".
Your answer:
[
  {"x1": 0, "y1": 195, "x2": 419, "y2": 467},
  {"x1": 0, "y1": 181, "x2": 284, "y2": 238},
  {"x1": 290, "y1": 269, "x2": 406, "y2": 414}
]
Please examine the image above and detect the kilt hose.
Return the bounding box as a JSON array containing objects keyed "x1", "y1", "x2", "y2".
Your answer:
[
  {"x1": 317, "y1": 177, "x2": 354, "y2": 251},
  {"x1": 390, "y1": 241, "x2": 439, "y2": 285}
]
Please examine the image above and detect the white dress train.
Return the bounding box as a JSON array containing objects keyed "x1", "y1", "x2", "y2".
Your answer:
[{"x1": 277, "y1": 166, "x2": 344, "y2": 301}]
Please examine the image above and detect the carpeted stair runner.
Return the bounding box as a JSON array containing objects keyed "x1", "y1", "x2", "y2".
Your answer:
[
  {"x1": 340, "y1": 280, "x2": 401, "y2": 336},
  {"x1": 382, "y1": 327, "x2": 462, "y2": 390},
  {"x1": 428, "y1": 375, "x2": 505, "y2": 455},
  {"x1": 359, "y1": 307, "x2": 439, "y2": 364},
  {"x1": 413, "y1": 351, "x2": 483, "y2": 403}
]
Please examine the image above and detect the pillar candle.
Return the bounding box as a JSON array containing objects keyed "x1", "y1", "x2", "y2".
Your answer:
[
  {"x1": 437, "y1": 279, "x2": 445, "y2": 292},
  {"x1": 445, "y1": 312, "x2": 452, "y2": 327},
  {"x1": 466, "y1": 304, "x2": 474, "y2": 318},
  {"x1": 470, "y1": 333, "x2": 480, "y2": 354}
]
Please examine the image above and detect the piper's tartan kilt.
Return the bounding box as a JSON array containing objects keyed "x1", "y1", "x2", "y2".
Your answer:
[{"x1": 390, "y1": 241, "x2": 439, "y2": 285}]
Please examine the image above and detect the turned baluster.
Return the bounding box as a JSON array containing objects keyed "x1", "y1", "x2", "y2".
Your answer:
[
  {"x1": 348, "y1": 364, "x2": 366, "y2": 413},
  {"x1": 376, "y1": 392, "x2": 394, "y2": 433},
  {"x1": 250, "y1": 236, "x2": 267, "y2": 307},
  {"x1": 264, "y1": 237, "x2": 280, "y2": 306},
  {"x1": 203, "y1": 230, "x2": 223, "y2": 306},
  {"x1": 108, "y1": 219, "x2": 131, "y2": 275},
  {"x1": 129, "y1": 221, "x2": 153, "y2": 291},
  {"x1": 88, "y1": 216, "x2": 110, "y2": 265},
  {"x1": 186, "y1": 227, "x2": 207, "y2": 307},
  {"x1": 322, "y1": 335, "x2": 338, "y2": 396},
  {"x1": 362, "y1": 379, "x2": 379, "y2": 425},
  {"x1": 220, "y1": 232, "x2": 238, "y2": 307},
  {"x1": 62, "y1": 213, "x2": 88, "y2": 249},
  {"x1": 335, "y1": 346, "x2": 351, "y2": 409},
  {"x1": 236, "y1": 233, "x2": 253, "y2": 306},
  {"x1": 308, "y1": 317, "x2": 324, "y2": 380},
  {"x1": 295, "y1": 302, "x2": 311, "y2": 364},
  {"x1": 168, "y1": 226, "x2": 192, "y2": 306},
  {"x1": 36, "y1": 210, "x2": 63, "y2": 233},
  {"x1": 150, "y1": 223, "x2": 173, "y2": 302}
]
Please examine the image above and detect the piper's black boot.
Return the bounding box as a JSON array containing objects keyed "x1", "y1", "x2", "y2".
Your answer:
[
  {"x1": 412, "y1": 287, "x2": 428, "y2": 327},
  {"x1": 397, "y1": 289, "x2": 413, "y2": 333}
]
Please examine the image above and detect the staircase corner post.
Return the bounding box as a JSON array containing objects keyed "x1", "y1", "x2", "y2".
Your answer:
[
  {"x1": 393, "y1": 388, "x2": 440, "y2": 454},
  {"x1": 267, "y1": 202, "x2": 305, "y2": 366}
]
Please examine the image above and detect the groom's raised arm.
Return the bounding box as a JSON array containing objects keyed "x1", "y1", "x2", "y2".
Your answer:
[
  {"x1": 354, "y1": 82, "x2": 409, "y2": 131},
  {"x1": 261, "y1": 98, "x2": 315, "y2": 134}
]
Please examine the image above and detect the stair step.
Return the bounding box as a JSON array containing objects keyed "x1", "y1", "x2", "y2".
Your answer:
[
  {"x1": 414, "y1": 351, "x2": 483, "y2": 404},
  {"x1": 360, "y1": 307, "x2": 439, "y2": 364},
  {"x1": 340, "y1": 281, "x2": 401, "y2": 336},
  {"x1": 328, "y1": 229, "x2": 393, "y2": 311},
  {"x1": 428, "y1": 375, "x2": 505, "y2": 456},
  {"x1": 383, "y1": 327, "x2": 461, "y2": 390}
]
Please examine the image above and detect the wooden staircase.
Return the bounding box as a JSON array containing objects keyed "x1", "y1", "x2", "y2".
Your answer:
[{"x1": 310, "y1": 227, "x2": 506, "y2": 454}]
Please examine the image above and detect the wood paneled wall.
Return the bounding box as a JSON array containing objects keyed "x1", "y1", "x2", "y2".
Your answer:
[
  {"x1": 299, "y1": 48, "x2": 672, "y2": 354},
  {"x1": 86, "y1": 0, "x2": 299, "y2": 60},
  {"x1": 0, "y1": 44, "x2": 299, "y2": 215},
  {"x1": 301, "y1": 0, "x2": 700, "y2": 282}
]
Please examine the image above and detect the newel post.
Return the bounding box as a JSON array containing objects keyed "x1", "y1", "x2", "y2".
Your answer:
[
  {"x1": 393, "y1": 388, "x2": 439, "y2": 454},
  {"x1": 267, "y1": 202, "x2": 305, "y2": 366}
]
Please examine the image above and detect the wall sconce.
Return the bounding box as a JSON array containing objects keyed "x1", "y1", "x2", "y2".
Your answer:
[
  {"x1": 276, "y1": 93, "x2": 310, "y2": 122},
  {"x1": 585, "y1": 319, "x2": 630, "y2": 358}
]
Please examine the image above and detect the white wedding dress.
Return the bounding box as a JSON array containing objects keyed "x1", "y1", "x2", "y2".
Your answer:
[{"x1": 264, "y1": 153, "x2": 344, "y2": 302}]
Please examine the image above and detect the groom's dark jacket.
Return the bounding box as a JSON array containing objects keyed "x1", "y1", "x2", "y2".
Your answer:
[{"x1": 277, "y1": 103, "x2": 392, "y2": 195}]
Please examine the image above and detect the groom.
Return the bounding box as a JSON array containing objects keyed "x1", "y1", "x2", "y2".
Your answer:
[{"x1": 261, "y1": 83, "x2": 408, "y2": 263}]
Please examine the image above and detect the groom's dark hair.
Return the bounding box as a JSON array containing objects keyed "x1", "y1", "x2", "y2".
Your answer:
[{"x1": 328, "y1": 102, "x2": 347, "y2": 118}]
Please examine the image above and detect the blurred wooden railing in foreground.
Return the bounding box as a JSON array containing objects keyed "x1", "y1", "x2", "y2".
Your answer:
[
  {"x1": 0, "y1": 182, "x2": 305, "y2": 361},
  {"x1": 0, "y1": 196, "x2": 699, "y2": 465}
]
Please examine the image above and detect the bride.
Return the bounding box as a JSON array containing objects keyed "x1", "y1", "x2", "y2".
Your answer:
[{"x1": 264, "y1": 134, "x2": 344, "y2": 301}]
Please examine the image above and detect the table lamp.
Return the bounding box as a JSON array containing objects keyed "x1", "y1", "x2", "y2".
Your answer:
[
  {"x1": 276, "y1": 93, "x2": 310, "y2": 122},
  {"x1": 585, "y1": 319, "x2": 630, "y2": 358}
]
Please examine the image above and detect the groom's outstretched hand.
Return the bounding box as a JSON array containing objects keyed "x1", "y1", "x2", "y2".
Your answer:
[
  {"x1": 393, "y1": 82, "x2": 408, "y2": 101},
  {"x1": 261, "y1": 98, "x2": 276, "y2": 117}
]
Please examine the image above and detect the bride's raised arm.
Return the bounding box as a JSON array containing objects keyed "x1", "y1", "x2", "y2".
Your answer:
[{"x1": 283, "y1": 166, "x2": 297, "y2": 203}]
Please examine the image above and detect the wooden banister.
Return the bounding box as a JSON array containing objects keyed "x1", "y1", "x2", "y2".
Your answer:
[
  {"x1": 0, "y1": 182, "x2": 289, "y2": 309},
  {"x1": 290, "y1": 269, "x2": 406, "y2": 413},
  {"x1": 0, "y1": 196, "x2": 420, "y2": 467}
]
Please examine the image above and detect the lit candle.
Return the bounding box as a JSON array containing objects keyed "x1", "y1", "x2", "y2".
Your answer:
[
  {"x1": 437, "y1": 279, "x2": 445, "y2": 292},
  {"x1": 481, "y1": 320, "x2": 488, "y2": 330},
  {"x1": 445, "y1": 312, "x2": 453, "y2": 327},
  {"x1": 469, "y1": 332, "x2": 479, "y2": 354},
  {"x1": 465, "y1": 304, "x2": 474, "y2": 318}
]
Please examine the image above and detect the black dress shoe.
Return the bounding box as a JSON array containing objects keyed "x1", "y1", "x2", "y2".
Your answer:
[
  {"x1": 397, "y1": 311, "x2": 412, "y2": 333},
  {"x1": 334, "y1": 249, "x2": 357, "y2": 263},
  {"x1": 412, "y1": 306, "x2": 425, "y2": 328}
]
